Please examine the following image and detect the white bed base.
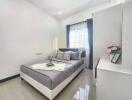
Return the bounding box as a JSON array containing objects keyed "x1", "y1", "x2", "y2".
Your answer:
[{"x1": 20, "y1": 64, "x2": 84, "y2": 100}]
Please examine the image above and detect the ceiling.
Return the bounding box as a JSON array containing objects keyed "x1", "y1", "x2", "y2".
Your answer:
[{"x1": 27, "y1": 0, "x2": 111, "y2": 19}]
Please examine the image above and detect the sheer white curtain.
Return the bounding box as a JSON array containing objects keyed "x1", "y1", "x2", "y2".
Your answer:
[
  {"x1": 69, "y1": 22, "x2": 89, "y2": 54},
  {"x1": 69, "y1": 22, "x2": 89, "y2": 68}
]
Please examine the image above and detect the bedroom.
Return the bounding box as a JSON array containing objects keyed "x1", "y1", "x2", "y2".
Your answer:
[{"x1": 0, "y1": 0, "x2": 132, "y2": 100}]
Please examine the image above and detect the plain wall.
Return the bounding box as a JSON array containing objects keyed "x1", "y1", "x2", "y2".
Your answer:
[
  {"x1": 59, "y1": 0, "x2": 124, "y2": 48},
  {"x1": 93, "y1": 5, "x2": 122, "y2": 82},
  {"x1": 0, "y1": 0, "x2": 60, "y2": 80},
  {"x1": 93, "y1": 5, "x2": 122, "y2": 64},
  {"x1": 122, "y1": 1, "x2": 132, "y2": 70}
]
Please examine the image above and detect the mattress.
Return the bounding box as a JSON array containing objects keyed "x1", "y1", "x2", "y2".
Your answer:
[{"x1": 20, "y1": 59, "x2": 83, "y2": 90}]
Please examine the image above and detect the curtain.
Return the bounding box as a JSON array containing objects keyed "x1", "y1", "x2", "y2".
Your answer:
[
  {"x1": 66, "y1": 19, "x2": 93, "y2": 69},
  {"x1": 66, "y1": 25, "x2": 70, "y2": 47},
  {"x1": 87, "y1": 19, "x2": 93, "y2": 69}
]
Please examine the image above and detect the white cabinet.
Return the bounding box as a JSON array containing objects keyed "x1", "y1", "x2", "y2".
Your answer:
[
  {"x1": 95, "y1": 1, "x2": 132, "y2": 100},
  {"x1": 96, "y1": 58, "x2": 132, "y2": 100}
]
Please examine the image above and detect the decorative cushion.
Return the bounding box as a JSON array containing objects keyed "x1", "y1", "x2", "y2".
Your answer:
[
  {"x1": 69, "y1": 51, "x2": 83, "y2": 60},
  {"x1": 63, "y1": 52, "x2": 71, "y2": 61},
  {"x1": 70, "y1": 51, "x2": 79, "y2": 60},
  {"x1": 55, "y1": 50, "x2": 82, "y2": 61},
  {"x1": 56, "y1": 51, "x2": 64, "y2": 60}
]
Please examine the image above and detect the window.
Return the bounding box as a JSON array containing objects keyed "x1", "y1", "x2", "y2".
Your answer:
[
  {"x1": 67, "y1": 19, "x2": 93, "y2": 69},
  {"x1": 68, "y1": 22, "x2": 89, "y2": 53}
]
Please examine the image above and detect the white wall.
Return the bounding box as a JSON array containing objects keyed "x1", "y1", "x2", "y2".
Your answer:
[
  {"x1": 93, "y1": 5, "x2": 122, "y2": 64},
  {"x1": 0, "y1": 0, "x2": 60, "y2": 80},
  {"x1": 59, "y1": 0, "x2": 124, "y2": 48},
  {"x1": 122, "y1": 1, "x2": 132, "y2": 70},
  {"x1": 93, "y1": 5, "x2": 122, "y2": 83}
]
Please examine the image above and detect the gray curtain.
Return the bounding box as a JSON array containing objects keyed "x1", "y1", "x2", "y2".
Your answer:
[{"x1": 87, "y1": 19, "x2": 93, "y2": 69}]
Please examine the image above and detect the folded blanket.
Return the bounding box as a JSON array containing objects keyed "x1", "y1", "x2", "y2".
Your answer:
[{"x1": 31, "y1": 63, "x2": 65, "y2": 71}]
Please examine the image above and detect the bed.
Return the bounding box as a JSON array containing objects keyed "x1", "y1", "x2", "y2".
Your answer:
[{"x1": 20, "y1": 48, "x2": 86, "y2": 100}]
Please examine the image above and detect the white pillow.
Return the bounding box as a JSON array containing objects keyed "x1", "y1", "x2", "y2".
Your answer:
[
  {"x1": 63, "y1": 52, "x2": 71, "y2": 61},
  {"x1": 56, "y1": 51, "x2": 64, "y2": 60}
]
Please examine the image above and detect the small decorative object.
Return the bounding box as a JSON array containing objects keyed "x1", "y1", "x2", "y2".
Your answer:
[
  {"x1": 106, "y1": 44, "x2": 121, "y2": 54},
  {"x1": 47, "y1": 56, "x2": 54, "y2": 67},
  {"x1": 110, "y1": 53, "x2": 115, "y2": 61},
  {"x1": 111, "y1": 52, "x2": 121, "y2": 64},
  {"x1": 106, "y1": 44, "x2": 121, "y2": 63}
]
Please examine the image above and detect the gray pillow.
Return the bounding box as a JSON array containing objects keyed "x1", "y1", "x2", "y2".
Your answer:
[
  {"x1": 70, "y1": 51, "x2": 79, "y2": 60},
  {"x1": 69, "y1": 51, "x2": 82, "y2": 60}
]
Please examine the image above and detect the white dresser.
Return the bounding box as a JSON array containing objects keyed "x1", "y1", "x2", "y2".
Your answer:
[{"x1": 96, "y1": 57, "x2": 132, "y2": 100}]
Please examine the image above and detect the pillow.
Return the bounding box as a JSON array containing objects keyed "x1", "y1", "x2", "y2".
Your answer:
[
  {"x1": 69, "y1": 51, "x2": 83, "y2": 60},
  {"x1": 56, "y1": 51, "x2": 64, "y2": 60},
  {"x1": 78, "y1": 50, "x2": 82, "y2": 59},
  {"x1": 63, "y1": 52, "x2": 71, "y2": 61},
  {"x1": 70, "y1": 51, "x2": 79, "y2": 60}
]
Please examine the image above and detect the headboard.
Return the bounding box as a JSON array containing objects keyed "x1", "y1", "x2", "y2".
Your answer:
[{"x1": 59, "y1": 48, "x2": 86, "y2": 57}]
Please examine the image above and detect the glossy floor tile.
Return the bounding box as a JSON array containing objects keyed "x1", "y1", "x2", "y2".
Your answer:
[{"x1": 0, "y1": 69, "x2": 96, "y2": 100}]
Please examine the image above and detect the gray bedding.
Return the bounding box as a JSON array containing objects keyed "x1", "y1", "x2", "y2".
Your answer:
[{"x1": 20, "y1": 59, "x2": 83, "y2": 90}]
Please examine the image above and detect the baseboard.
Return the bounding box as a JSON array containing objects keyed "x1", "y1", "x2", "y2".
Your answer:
[{"x1": 0, "y1": 74, "x2": 20, "y2": 83}]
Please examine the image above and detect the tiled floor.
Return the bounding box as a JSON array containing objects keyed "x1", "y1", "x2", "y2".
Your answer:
[{"x1": 0, "y1": 69, "x2": 96, "y2": 100}]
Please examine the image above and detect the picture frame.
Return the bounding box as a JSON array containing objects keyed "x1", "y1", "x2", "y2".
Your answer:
[{"x1": 111, "y1": 52, "x2": 121, "y2": 64}]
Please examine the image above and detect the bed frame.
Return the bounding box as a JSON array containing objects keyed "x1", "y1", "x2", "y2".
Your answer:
[{"x1": 20, "y1": 64, "x2": 84, "y2": 100}]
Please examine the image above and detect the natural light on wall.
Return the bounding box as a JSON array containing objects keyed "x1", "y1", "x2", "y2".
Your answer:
[
  {"x1": 53, "y1": 36, "x2": 58, "y2": 52},
  {"x1": 111, "y1": 0, "x2": 126, "y2": 3}
]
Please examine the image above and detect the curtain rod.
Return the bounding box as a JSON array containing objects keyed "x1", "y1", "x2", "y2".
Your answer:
[
  {"x1": 67, "y1": 18, "x2": 93, "y2": 26},
  {"x1": 68, "y1": 20, "x2": 87, "y2": 26}
]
